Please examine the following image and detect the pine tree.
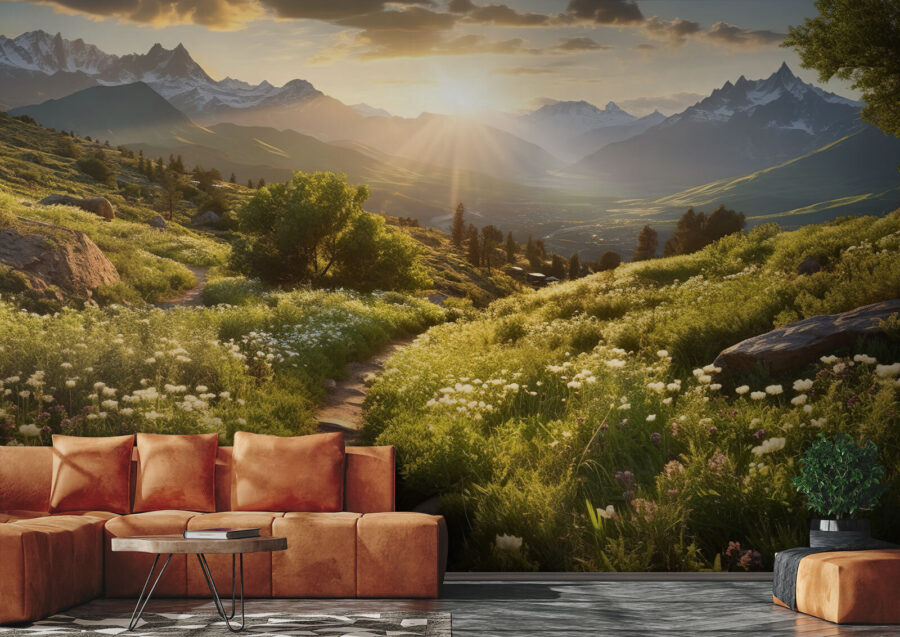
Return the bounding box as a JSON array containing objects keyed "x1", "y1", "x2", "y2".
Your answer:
[
  {"x1": 568, "y1": 252, "x2": 581, "y2": 280},
  {"x1": 248, "y1": 179, "x2": 254, "y2": 189},
  {"x1": 597, "y1": 251, "x2": 621, "y2": 271},
  {"x1": 480, "y1": 225, "x2": 503, "y2": 273},
  {"x1": 549, "y1": 254, "x2": 566, "y2": 278},
  {"x1": 230, "y1": 173, "x2": 237, "y2": 184},
  {"x1": 525, "y1": 235, "x2": 541, "y2": 268},
  {"x1": 466, "y1": 224, "x2": 481, "y2": 267},
  {"x1": 633, "y1": 226, "x2": 658, "y2": 261},
  {"x1": 257, "y1": 178, "x2": 266, "y2": 189},
  {"x1": 505, "y1": 231, "x2": 517, "y2": 263},
  {"x1": 451, "y1": 203, "x2": 465, "y2": 248}
]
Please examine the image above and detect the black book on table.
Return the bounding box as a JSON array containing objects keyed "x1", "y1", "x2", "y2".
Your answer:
[{"x1": 183, "y1": 528, "x2": 261, "y2": 540}]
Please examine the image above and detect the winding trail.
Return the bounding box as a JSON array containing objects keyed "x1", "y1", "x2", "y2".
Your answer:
[
  {"x1": 316, "y1": 337, "x2": 413, "y2": 444},
  {"x1": 157, "y1": 266, "x2": 210, "y2": 309}
]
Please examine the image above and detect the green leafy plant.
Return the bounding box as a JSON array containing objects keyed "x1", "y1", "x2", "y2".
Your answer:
[{"x1": 793, "y1": 434, "x2": 887, "y2": 519}]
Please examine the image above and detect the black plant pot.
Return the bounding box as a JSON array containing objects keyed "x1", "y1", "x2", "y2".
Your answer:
[{"x1": 809, "y1": 518, "x2": 871, "y2": 549}]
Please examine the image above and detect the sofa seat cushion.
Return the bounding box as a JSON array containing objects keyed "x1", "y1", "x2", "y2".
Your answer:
[
  {"x1": 104, "y1": 510, "x2": 199, "y2": 597},
  {"x1": 787, "y1": 549, "x2": 900, "y2": 624},
  {"x1": 0, "y1": 510, "x2": 50, "y2": 523},
  {"x1": 231, "y1": 432, "x2": 345, "y2": 512},
  {"x1": 134, "y1": 433, "x2": 219, "y2": 513},
  {"x1": 273, "y1": 513, "x2": 360, "y2": 598},
  {"x1": 50, "y1": 434, "x2": 134, "y2": 515},
  {"x1": 356, "y1": 513, "x2": 447, "y2": 598},
  {"x1": 186, "y1": 512, "x2": 284, "y2": 598},
  {"x1": 0, "y1": 515, "x2": 104, "y2": 624}
]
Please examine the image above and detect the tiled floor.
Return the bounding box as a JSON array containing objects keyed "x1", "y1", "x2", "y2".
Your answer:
[{"x1": 67, "y1": 576, "x2": 900, "y2": 636}]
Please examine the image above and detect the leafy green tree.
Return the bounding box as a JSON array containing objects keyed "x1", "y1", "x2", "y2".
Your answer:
[
  {"x1": 505, "y1": 231, "x2": 517, "y2": 263},
  {"x1": 784, "y1": 0, "x2": 900, "y2": 136},
  {"x1": 158, "y1": 170, "x2": 182, "y2": 220},
  {"x1": 633, "y1": 225, "x2": 658, "y2": 261},
  {"x1": 452, "y1": 203, "x2": 466, "y2": 248},
  {"x1": 568, "y1": 252, "x2": 581, "y2": 280},
  {"x1": 597, "y1": 251, "x2": 621, "y2": 271},
  {"x1": 664, "y1": 206, "x2": 746, "y2": 256},
  {"x1": 466, "y1": 224, "x2": 481, "y2": 267},
  {"x1": 233, "y1": 171, "x2": 426, "y2": 292}
]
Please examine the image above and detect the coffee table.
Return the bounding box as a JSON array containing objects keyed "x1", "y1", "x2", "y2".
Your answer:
[{"x1": 111, "y1": 535, "x2": 287, "y2": 632}]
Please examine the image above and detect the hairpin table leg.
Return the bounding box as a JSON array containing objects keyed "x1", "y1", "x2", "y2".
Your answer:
[
  {"x1": 128, "y1": 553, "x2": 173, "y2": 631},
  {"x1": 196, "y1": 553, "x2": 245, "y2": 632}
]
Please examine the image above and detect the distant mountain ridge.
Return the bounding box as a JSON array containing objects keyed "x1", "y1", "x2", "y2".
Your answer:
[{"x1": 572, "y1": 63, "x2": 865, "y2": 193}]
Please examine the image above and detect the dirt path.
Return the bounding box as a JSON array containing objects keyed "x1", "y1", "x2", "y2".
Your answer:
[
  {"x1": 316, "y1": 337, "x2": 413, "y2": 444},
  {"x1": 157, "y1": 266, "x2": 210, "y2": 309}
]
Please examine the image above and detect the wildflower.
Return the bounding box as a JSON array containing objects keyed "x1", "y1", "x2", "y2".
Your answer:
[
  {"x1": 647, "y1": 382, "x2": 666, "y2": 393},
  {"x1": 120, "y1": 408, "x2": 134, "y2": 416},
  {"x1": 19, "y1": 424, "x2": 41, "y2": 437},
  {"x1": 597, "y1": 505, "x2": 617, "y2": 520},
  {"x1": 708, "y1": 453, "x2": 727, "y2": 474},
  {"x1": 765, "y1": 385, "x2": 783, "y2": 395},
  {"x1": 820, "y1": 355, "x2": 839, "y2": 364},
  {"x1": 662, "y1": 397, "x2": 673, "y2": 406},
  {"x1": 810, "y1": 417, "x2": 827, "y2": 428},
  {"x1": 875, "y1": 363, "x2": 900, "y2": 378},
  {"x1": 833, "y1": 363, "x2": 846, "y2": 373},
  {"x1": 698, "y1": 374, "x2": 712, "y2": 384},
  {"x1": 709, "y1": 383, "x2": 722, "y2": 391},
  {"x1": 605, "y1": 359, "x2": 626, "y2": 369},
  {"x1": 196, "y1": 385, "x2": 209, "y2": 393},
  {"x1": 664, "y1": 460, "x2": 684, "y2": 477},
  {"x1": 753, "y1": 429, "x2": 766, "y2": 440},
  {"x1": 656, "y1": 350, "x2": 669, "y2": 359},
  {"x1": 708, "y1": 426, "x2": 718, "y2": 435},
  {"x1": 144, "y1": 358, "x2": 156, "y2": 365},
  {"x1": 735, "y1": 385, "x2": 750, "y2": 395},
  {"x1": 646, "y1": 414, "x2": 657, "y2": 423},
  {"x1": 495, "y1": 534, "x2": 523, "y2": 552},
  {"x1": 751, "y1": 437, "x2": 786, "y2": 456},
  {"x1": 791, "y1": 394, "x2": 808, "y2": 406},
  {"x1": 750, "y1": 391, "x2": 766, "y2": 400},
  {"x1": 853, "y1": 354, "x2": 877, "y2": 365},
  {"x1": 803, "y1": 404, "x2": 812, "y2": 414},
  {"x1": 60, "y1": 362, "x2": 73, "y2": 370},
  {"x1": 650, "y1": 432, "x2": 661, "y2": 444},
  {"x1": 567, "y1": 380, "x2": 582, "y2": 389},
  {"x1": 631, "y1": 498, "x2": 658, "y2": 521}
]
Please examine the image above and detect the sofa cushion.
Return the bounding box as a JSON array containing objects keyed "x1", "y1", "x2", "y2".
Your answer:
[
  {"x1": 0, "y1": 515, "x2": 105, "y2": 624},
  {"x1": 273, "y1": 513, "x2": 360, "y2": 597},
  {"x1": 186, "y1": 512, "x2": 284, "y2": 598},
  {"x1": 104, "y1": 510, "x2": 198, "y2": 597},
  {"x1": 50, "y1": 435, "x2": 134, "y2": 515},
  {"x1": 356, "y1": 513, "x2": 447, "y2": 598},
  {"x1": 133, "y1": 433, "x2": 219, "y2": 513},
  {"x1": 0, "y1": 446, "x2": 52, "y2": 512},
  {"x1": 345, "y1": 446, "x2": 396, "y2": 514},
  {"x1": 231, "y1": 432, "x2": 345, "y2": 512}
]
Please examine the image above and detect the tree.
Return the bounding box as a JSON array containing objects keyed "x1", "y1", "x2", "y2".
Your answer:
[
  {"x1": 229, "y1": 173, "x2": 237, "y2": 184},
  {"x1": 159, "y1": 170, "x2": 182, "y2": 220},
  {"x1": 248, "y1": 179, "x2": 254, "y2": 189},
  {"x1": 257, "y1": 178, "x2": 266, "y2": 189},
  {"x1": 525, "y1": 236, "x2": 541, "y2": 268},
  {"x1": 466, "y1": 224, "x2": 481, "y2": 267},
  {"x1": 783, "y1": 0, "x2": 900, "y2": 137},
  {"x1": 451, "y1": 203, "x2": 466, "y2": 248},
  {"x1": 633, "y1": 225, "x2": 658, "y2": 261},
  {"x1": 568, "y1": 252, "x2": 581, "y2": 280},
  {"x1": 597, "y1": 251, "x2": 621, "y2": 271},
  {"x1": 505, "y1": 231, "x2": 517, "y2": 263},
  {"x1": 480, "y1": 225, "x2": 504, "y2": 273},
  {"x1": 549, "y1": 254, "x2": 567, "y2": 278},
  {"x1": 664, "y1": 205, "x2": 746, "y2": 256}
]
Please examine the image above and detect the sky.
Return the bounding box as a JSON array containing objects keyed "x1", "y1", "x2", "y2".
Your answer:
[{"x1": 0, "y1": 0, "x2": 857, "y2": 118}]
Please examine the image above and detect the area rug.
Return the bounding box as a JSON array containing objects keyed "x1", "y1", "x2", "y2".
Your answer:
[{"x1": 1, "y1": 611, "x2": 452, "y2": 636}]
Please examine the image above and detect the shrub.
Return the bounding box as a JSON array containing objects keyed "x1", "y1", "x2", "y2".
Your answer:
[
  {"x1": 76, "y1": 156, "x2": 116, "y2": 185},
  {"x1": 793, "y1": 434, "x2": 887, "y2": 519}
]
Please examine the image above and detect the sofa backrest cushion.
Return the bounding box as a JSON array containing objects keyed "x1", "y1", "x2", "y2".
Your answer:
[
  {"x1": 231, "y1": 431, "x2": 345, "y2": 512},
  {"x1": 133, "y1": 433, "x2": 219, "y2": 513},
  {"x1": 50, "y1": 435, "x2": 134, "y2": 515},
  {"x1": 345, "y1": 445, "x2": 396, "y2": 514},
  {"x1": 0, "y1": 446, "x2": 52, "y2": 512}
]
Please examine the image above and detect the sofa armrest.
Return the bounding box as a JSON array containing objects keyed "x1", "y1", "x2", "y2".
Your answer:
[{"x1": 345, "y1": 446, "x2": 395, "y2": 513}]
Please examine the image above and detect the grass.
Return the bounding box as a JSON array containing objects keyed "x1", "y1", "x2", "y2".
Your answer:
[
  {"x1": 1, "y1": 288, "x2": 446, "y2": 446},
  {"x1": 363, "y1": 211, "x2": 900, "y2": 571}
]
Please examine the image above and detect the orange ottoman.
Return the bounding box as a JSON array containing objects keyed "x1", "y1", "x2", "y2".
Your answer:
[
  {"x1": 272, "y1": 513, "x2": 360, "y2": 597},
  {"x1": 356, "y1": 513, "x2": 447, "y2": 598},
  {"x1": 775, "y1": 550, "x2": 900, "y2": 624}
]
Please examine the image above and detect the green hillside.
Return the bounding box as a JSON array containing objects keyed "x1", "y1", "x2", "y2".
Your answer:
[{"x1": 364, "y1": 212, "x2": 900, "y2": 571}]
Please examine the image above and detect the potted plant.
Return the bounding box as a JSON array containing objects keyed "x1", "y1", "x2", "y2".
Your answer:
[{"x1": 793, "y1": 433, "x2": 887, "y2": 549}]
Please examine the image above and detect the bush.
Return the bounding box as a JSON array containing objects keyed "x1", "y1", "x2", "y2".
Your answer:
[
  {"x1": 76, "y1": 156, "x2": 115, "y2": 185},
  {"x1": 55, "y1": 137, "x2": 81, "y2": 159},
  {"x1": 793, "y1": 434, "x2": 887, "y2": 518}
]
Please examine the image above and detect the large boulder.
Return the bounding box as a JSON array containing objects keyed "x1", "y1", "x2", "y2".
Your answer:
[
  {"x1": 148, "y1": 215, "x2": 167, "y2": 229},
  {"x1": 0, "y1": 218, "x2": 120, "y2": 298},
  {"x1": 191, "y1": 210, "x2": 222, "y2": 227},
  {"x1": 714, "y1": 300, "x2": 900, "y2": 377},
  {"x1": 40, "y1": 194, "x2": 115, "y2": 221}
]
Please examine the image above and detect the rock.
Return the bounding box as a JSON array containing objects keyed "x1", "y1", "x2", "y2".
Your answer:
[
  {"x1": 40, "y1": 194, "x2": 115, "y2": 221},
  {"x1": 427, "y1": 292, "x2": 449, "y2": 306},
  {"x1": 714, "y1": 300, "x2": 900, "y2": 377},
  {"x1": 797, "y1": 258, "x2": 822, "y2": 275},
  {"x1": 148, "y1": 215, "x2": 167, "y2": 229},
  {"x1": 323, "y1": 379, "x2": 337, "y2": 390},
  {"x1": 191, "y1": 210, "x2": 222, "y2": 227},
  {"x1": 0, "y1": 218, "x2": 120, "y2": 298}
]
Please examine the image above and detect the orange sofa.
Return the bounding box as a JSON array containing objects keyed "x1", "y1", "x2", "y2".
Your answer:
[{"x1": 0, "y1": 435, "x2": 448, "y2": 625}]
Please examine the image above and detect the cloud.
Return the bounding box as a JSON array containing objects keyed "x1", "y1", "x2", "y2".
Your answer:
[
  {"x1": 26, "y1": 0, "x2": 264, "y2": 29},
  {"x1": 617, "y1": 91, "x2": 705, "y2": 114},
  {"x1": 493, "y1": 66, "x2": 553, "y2": 75},
  {"x1": 552, "y1": 36, "x2": 613, "y2": 52},
  {"x1": 642, "y1": 16, "x2": 701, "y2": 46},
  {"x1": 706, "y1": 21, "x2": 785, "y2": 48},
  {"x1": 563, "y1": 0, "x2": 643, "y2": 25},
  {"x1": 461, "y1": 3, "x2": 551, "y2": 26}
]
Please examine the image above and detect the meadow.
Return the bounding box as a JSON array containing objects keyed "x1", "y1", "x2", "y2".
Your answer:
[
  {"x1": 363, "y1": 213, "x2": 900, "y2": 571},
  {"x1": 1, "y1": 287, "x2": 445, "y2": 445}
]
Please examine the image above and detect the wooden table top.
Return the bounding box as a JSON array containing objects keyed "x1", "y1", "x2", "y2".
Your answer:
[{"x1": 110, "y1": 535, "x2": 288, "y2": 555}]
